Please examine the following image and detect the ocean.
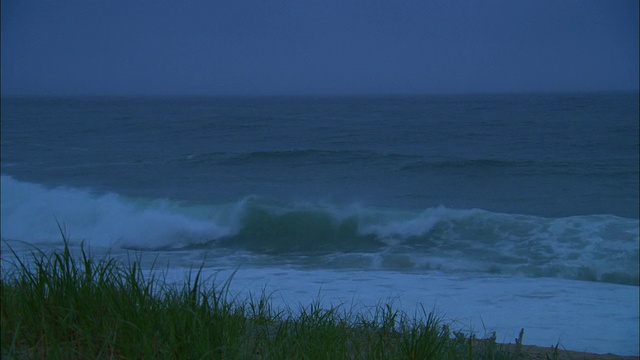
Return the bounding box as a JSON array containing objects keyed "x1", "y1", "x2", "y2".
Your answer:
[{"x1": 1, "y1": 93, "x2": 638, "y2": 355}]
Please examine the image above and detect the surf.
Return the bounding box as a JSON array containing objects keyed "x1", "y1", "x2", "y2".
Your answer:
[{"x1": 2, "y1": 175, "x2": 638, "y2": 285}]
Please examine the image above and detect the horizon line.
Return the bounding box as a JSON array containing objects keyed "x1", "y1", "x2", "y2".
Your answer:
[{"x1": 2, "y1": 88, "x2": 638, "y2": 99}]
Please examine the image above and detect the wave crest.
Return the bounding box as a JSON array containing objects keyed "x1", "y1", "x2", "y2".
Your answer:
[{"x1": 2, "y1": 175, "x2": 638, "y2": 285}]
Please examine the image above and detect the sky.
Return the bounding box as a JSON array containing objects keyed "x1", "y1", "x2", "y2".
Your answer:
[{"x1": 1, "y1": 0, "x2": 638, "y2": 96}]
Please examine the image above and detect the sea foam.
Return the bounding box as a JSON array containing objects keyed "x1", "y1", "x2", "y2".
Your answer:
[{"x1": 2, "y1": 175, "x2": 638, "y2": 285}]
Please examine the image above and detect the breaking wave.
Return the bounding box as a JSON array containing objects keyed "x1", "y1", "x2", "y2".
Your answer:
[{"x1": 2, "y1": 175, "x2": 638, "y2": 285}]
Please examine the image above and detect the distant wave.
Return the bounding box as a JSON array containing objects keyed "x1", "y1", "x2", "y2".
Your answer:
[
  {"x1": 399, "y1": 159, "x2": 536, "y2": 171},
  {"x1": 172, "y1": 149, "x2": 421, "y2": 166},
  {"x1": 169, "y1": 151, "x2": 639, "y2": 178},
  {"x1": 2, "y1": 175, "x2": 638, "y2": 285},
  {"x1": 398, "y1": 158, "x2": 639, "y2": 177}
]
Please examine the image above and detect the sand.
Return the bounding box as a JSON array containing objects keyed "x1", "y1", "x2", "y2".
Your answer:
[{"x1": 509, "y1": 344, "x2": 638, "y2": 359}]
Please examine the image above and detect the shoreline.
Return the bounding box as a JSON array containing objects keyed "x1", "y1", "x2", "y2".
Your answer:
[
  {"x1": 503, "y1": 344, "x2": 638, "y2": 359},
  {"x1": 2, "y1": 238, "x2": 638, "y2": 359}
]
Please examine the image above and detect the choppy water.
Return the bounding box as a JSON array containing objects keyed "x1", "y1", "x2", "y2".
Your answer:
[{"x1": 1, "y1": 93, "x2": 638, "y2": 354}]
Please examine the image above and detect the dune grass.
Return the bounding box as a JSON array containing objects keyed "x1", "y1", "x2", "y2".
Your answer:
[{"x1": 1, "y1": 233, "x2": 556, "y2": 359}]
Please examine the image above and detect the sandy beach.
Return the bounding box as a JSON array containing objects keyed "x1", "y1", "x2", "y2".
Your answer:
[{"x1": 507, "y1": 344, "x2": 638, "y2": 360}]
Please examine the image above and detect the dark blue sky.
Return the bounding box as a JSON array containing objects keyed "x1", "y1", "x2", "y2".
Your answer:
[{"x1": 1, "y1": 0, "x2": 638, "y2": 95}]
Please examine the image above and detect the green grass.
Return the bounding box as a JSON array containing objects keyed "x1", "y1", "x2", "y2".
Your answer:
[{"x1": 2, "y1": 232, "x2": 556, "y2": 359}]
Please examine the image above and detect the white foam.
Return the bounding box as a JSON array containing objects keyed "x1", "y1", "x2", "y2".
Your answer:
[
  {"x1": 1, "y1": 175, "x2": 233, "y2": 248},
  {"x1": 2, "y1": 175, "x2": 638, "y2": 284},
  {"x1": 162, "y1": 266, "x2": 639, "y2": 356}
]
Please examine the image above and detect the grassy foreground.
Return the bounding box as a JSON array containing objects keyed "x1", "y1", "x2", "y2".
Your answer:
[{"x1": 1, "y1": 238, "x2": 558, "y2": 359}]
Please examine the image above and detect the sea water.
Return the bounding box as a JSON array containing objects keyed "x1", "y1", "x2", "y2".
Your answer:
[{"x1": 1, "y1": 93, "x2": 638, "y2": 355}]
